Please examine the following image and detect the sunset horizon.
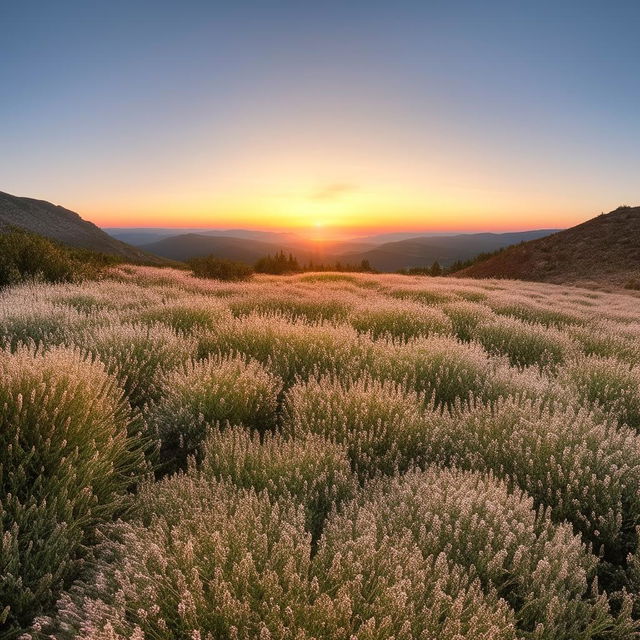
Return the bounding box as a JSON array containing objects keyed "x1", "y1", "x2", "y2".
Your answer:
[{"x1": 3, "y1": 1, "x2": 638, "y2": 235}]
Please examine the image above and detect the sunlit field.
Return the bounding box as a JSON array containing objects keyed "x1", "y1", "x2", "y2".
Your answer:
[{"x1": 3, "y1": 266, "x2": 640, "y2": 639}]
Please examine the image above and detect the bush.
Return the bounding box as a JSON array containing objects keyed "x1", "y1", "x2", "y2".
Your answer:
[
  {"x1": 197, "y1": 314, "x2": 373, "y2": 386},
  {"x1": 77, "y1": 322, "x2": 195, "y2": 409},
  {"x1": 370, "y1": 334, "x2": 542, "y2": 408},
  {"x1": 147, "y1": 355, "x2": 282, "y2": 466},
  {"x1": 0, "y1": 299, "x2": 88, "y2": 352},
  {"x1": 349, "y1": 300, "x2": 453, "y2": 340},
  {"x1": 561, "y1": 356, "x2": 640, "y2": 430},
  {"x1": 317, "y1": 468, "x2": 634, "y2": 639},
  {"x1": 229, "y1": 296, "x2": 349, "y2": 323},
  {"x1": 0, "y1": 230, "x2": 79, "y2": 288},
  {"x1": 0, "y1": 346, "x2": 144, "y2": 635},
  {"x1": 36, "y1": 477, "x2": 313, "y2": 640},
  {"x1": 439, "y1": 398, "x2": 640, "y2": 566},
  {"x1": 187, "y1": 255, "x2": 253, "y2": 281},
  {"x1": 283, "y1": 375, "x2": 447, "y2": 477},
  {"x1": 0, "y1": 228, "x2": 114, "y2": 289},
  {"x1": 199, "y1": 427, "x2": 356, "y2": 539},
  {"x1": 473, "y1": 316, "x2": 578, "y2": 369},
  {"x1": 130, "y1": 297, "x2": 230, "y2": 335}
]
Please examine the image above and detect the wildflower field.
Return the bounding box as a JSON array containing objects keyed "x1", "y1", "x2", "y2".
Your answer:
[{"x1": 3, "y1": 265, "x2": 640, "y2": 639}]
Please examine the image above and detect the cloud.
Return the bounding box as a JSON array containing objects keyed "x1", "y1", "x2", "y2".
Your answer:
[{"x1": 312, "y1": 182, "x2": 358, "y2": 201}]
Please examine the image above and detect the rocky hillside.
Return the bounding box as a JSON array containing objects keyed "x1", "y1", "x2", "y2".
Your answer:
[
  {"x1": 0, "y1": 191, "x2": 166, "y2": 263},
  {"x1": 455, "y1": 206, "x2": 640, "y2": 289}
]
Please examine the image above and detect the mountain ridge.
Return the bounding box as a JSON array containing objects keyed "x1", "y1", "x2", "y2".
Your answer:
[
  {"x1": 455, "y1": 206, "x2": 640, "y2": 288},
  {"x1": 0, "y1": 191, "x2": 167, "y2": 264}
]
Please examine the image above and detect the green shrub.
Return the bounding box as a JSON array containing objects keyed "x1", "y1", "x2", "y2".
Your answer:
[
  {"x1": 561, "y1": 356, "x2": 640, "y2": 430},
  {"x1": 0, "y1": 229, "x2": 116, "y2": 289},
  {"x1": 229, "y1": 296, "x2": 349, "y2": 323},
  {"x1": 370, "y1": 334, "x2": 542, "y2": 408},
  {"x1": 349, "y1": 301, "x2": 453, "y2": 340},
  {"x1": 283, "y1": 375, "x2": 447, "y2": 477},
  {"x1": 197, "y1": 314, "x2": 373, "y2": 385},
  {"x1": 0, "y1": 346, "x2": 144, "y2": 635},
  {"x1": 199, "y1": 427, "x2": 356, "y2": 539},
  {"x1": 439, "y1": 399, "x2": 640, "y2": 566},
  {"x1": 490, "y1": 300, "x2": 586, "y2": 328},
  {"x1": 441, "y1": 299, "x2": 497, "y2": 341},
  {"x1": 0, "y1": 230, "x2": 80, "y2": 288},
  {"x1": 317, "y1": 468, "x2": 634, "y2": 639},
  {"x1": 77, "y1": 322, "x2": 195, "y2": 409},
  {"x1": 37, "y1": 477, "x2": 313, "y2": 640},
  {"x1": 147, "y1": 355, "x2": 282, "y2": 465},
  {"x1": 473, "y1": 316, "x2": 578, "y2": 369},
  {"x1": 0, "y1": 300, "x2": 87, "y2": 352},
  {"x1": 129, "y1": 298, "x2": 230, "y2": 335},
  {"x1": 388, "y1": 287, "x2": 452, "y2": 305},
  {"x1": 188, "y1": 255, "x2": 253, "y2": 281}
]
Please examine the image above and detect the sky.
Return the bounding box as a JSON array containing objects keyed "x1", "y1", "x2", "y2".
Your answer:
[{"x1": 1, "y1": 0, "x2": 639, "y2": 236}]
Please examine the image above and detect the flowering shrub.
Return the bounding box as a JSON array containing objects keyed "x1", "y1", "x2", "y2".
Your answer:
[
  {"x1": 440, "y1": 398, "x2": 640, "y2": 564},
  {"x1": 76, "y1": 322, "x2": 195, "y2": 408},
  {"x1": 472, "y1": 315, "x2": 578, "y2": 369},
  {"x1": 147, "y1": 355, "x2": 282, "y2": 466},
  {"x1": 283, "y1": 375, "x2": 446, "y2": 476},
  {"x1": 317, "y1": 468, "x2": 634, "y2": 639},
  {"x1": 229, "y1": 295, "x2": 350, "y2": 323},
  {"x1": 349, "y1": 298, "x2": 453, "y2": 340},
  {"x1": 35, "y1": 478, "x2": 314, "y2": 640},
  {"x1": 0, "y1": 346, "x2": 144, "y2": 634},
  {"x1": 129, "y1": 297, "x2": 231, "y2": 335},
  {"x1": 199, "y1": 427, "x2": 356, "y2": 538},
  {"x1": 561, "y1": 356, "x2": 640, "y2": 430},
  {"x1": 2, "y1": 267, "x2": 640, "y2": 636},
  {"x1": 0, "y1": 296, "x2": 88, "y2": 351},
  {"x1": 197, "y1": 313, "x2": 374, "y2": 385}
]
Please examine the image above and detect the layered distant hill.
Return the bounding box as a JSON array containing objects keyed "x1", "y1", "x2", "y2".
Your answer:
[
  {"x1": 455, "y1": 206, "x2": 640, "y2": 288},
  {"x1": 107, "y1": 227, "x2": 304, "y2": 247},
  {"x1": 0, "y1": 191, "x2": 166, "y2": 264},
  {"x1": 129, "y1": 228, "x2": 559, "y2": 271},
  {"x1": 138, "y1": 233, "x2": 305, "y2": 263},
  {"x1": 340, "y1": 230, "x2": 558, "y2": 271}
]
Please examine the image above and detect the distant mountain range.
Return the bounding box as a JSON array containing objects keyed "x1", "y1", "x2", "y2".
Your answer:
[
  {"x1": 0, "y1": 191, "x2": 166, "y2": 264},
  {"x1": 456, "y1": 205, "x2": 640, "y2": 287},
  {"x1": 124, "y1": 228, "x2": 559, "y2": 271},
  {"x1": 338, "y1": 230, "x2": 558, "y2": 272},
  {"x1": 106, "y1": 227, "x2": 304, "y2": 247}
]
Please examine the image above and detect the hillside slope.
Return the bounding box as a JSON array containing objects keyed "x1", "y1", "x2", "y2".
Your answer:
[
  {"x1": 0, "y1": 191, "x2": 166, "y2": 263},
  {"x1": 341, "y1": 230, "x2": 558, "y2": 271},
  {"x1": 455, "y1": 206, "x2": 640, "y2": 287}
]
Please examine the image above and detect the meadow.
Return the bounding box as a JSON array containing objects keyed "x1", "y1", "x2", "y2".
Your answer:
[{"x1": 2, "y1": 265, "x2": 640, "y2": 639}]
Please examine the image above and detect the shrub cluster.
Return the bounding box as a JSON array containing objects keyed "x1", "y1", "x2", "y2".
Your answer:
[
  {"x1": 187, "y1": 255, "x2": 254, "y2": 281},
  {"x1": 2, "y1": 266, "x2": 640, "y2": 637},
  {"x1": 0, "y1": 347, "x2": 144, "y2": 634}
]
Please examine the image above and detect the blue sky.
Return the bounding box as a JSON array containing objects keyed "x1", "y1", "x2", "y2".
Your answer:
[{"x1": 1, "y1": 0, "x2": 639, "y2": 231}]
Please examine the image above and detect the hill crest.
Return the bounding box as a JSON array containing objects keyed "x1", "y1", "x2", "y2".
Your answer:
[
  {"x1": 455, "y1": 206, "x2": 640, "y2": 288},
  {"x1": 0, "y1": 191, "x2": 166, "y2": 264}
]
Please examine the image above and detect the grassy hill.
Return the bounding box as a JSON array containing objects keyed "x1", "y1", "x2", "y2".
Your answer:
[
  {"x1": 0, "y1": 190, "x2": 167, "y2": 264},
  {"x1": 456, "y1": 205, "x2": 640, "y2": 288},
  {"x1": 3, "y1": 266, "x2": 640, "y2": 637}
]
